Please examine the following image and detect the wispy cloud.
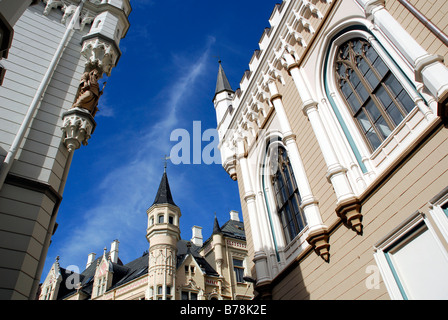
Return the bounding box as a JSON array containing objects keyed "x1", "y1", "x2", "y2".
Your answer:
[{"x1": 51, "y1": 38, "x2": 215, "y2": 271}]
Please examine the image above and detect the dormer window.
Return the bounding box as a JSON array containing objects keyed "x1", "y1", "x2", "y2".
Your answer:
[
  {"x1": 96, "y1": 276, "x2": 107, "y2": 297},
  {"x1": 43, "y1": 286, "x2": 51, "y2": 300}
]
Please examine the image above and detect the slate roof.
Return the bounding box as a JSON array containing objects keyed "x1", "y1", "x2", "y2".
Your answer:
[
  {"x1": 108, "y1": 252, "x2": 149, "y2": 291},
  {"x1": 152, "y1": 171, "x2": 177, "y2": 207},
  {"x1": 214, "y1": 61, "x2": 234, "y2": 97},
  {"x1": 57, "y1": 251, "x2": 128, "y2": 300},
  {"x1": 203, "y1": 216, "x2": 246, "y2": 248},
  {"x1": 220, "y1": 219, "x2": 246, "y2": 240},
  {"x1": 176, "y1": 240, "x2": 219, "y2": 277},
  {"x1": 212, "y1": 215, "x2": 222, "y2": 235}
]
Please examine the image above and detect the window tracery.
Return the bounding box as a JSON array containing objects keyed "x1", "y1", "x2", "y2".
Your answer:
[{"x1": 335, "y1": 38, "x2": 415, "y2": 151}]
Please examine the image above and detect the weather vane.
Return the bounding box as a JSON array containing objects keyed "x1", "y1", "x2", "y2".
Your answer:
[{"x1": 162, "y1": 154, "x2": 170, "y2": 172}]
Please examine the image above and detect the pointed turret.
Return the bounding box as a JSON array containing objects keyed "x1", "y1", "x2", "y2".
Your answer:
[
  {"x1": 213, "y1": 214, "x2": 222, "y2": 235},
  {"x1": 213, "y1": 61, "x2": 235, "y2": 135},
  {"x1": 212, "y1": 214, "x2": 224, "y2": 276},
  {"x1": 214, "y1": 61, "x2": 234, "y2": 98},
  {"x1": 146, "y1": 169, "x2": 181, "y2": 300},
  {"x1": 152, "y1": 170, "x2": 177, "y2": 207},
  {"x1": 213, "y1": 61, "x2": 238, "y2": 181}
]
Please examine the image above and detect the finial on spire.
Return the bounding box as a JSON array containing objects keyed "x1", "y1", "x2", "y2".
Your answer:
[
  {"x1": 213, "y1": 55, "x2": 221, "y2": 64},
  {"x1": 162, "y1": 154, "x2": 170, "y2": 172}
]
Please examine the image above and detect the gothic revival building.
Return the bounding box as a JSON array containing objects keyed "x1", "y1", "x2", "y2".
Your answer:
[
  {"x1": 38, "y1": 170, "x2": 253, "y2": 300},
  {"x1": 214, "y1": 0, "x2": 448, "y2": 299},
  {"x1": 0, "y1": 0, "x2": 131, "y2": 300}
]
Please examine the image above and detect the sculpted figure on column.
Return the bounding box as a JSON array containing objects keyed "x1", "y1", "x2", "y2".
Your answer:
[{"x1": 72, "y1": 68, "x2": 104, "y2": 116}]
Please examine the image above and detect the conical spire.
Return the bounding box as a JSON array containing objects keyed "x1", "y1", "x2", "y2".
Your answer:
[
  {"x1": 212, "y1": 213, "x2": 222, "y2": 235},
  {"x1": 214, "y1": 61, "x2": 234, "y2": 96},
  {"x1": 152, "y1": 170, "x2": 177, "y2": 207}
]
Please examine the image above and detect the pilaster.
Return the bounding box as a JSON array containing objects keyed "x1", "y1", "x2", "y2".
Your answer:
[
  {"x1": 280, "y1": 50, "x2": 365, "y2": 235},
  {"x1": 265, "y1": 79, "x2": 330, "y2": 261},
  {"x1": 356, "y1": 0, "x2": 448, "y2": 112}
]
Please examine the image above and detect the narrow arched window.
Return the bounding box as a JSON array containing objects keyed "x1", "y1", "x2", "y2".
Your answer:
[
  {"x1": 335, "y1": 38, "x2": 415, "y2": 151},
  {"x1": 271, "y1": 146, "x2": 307, "y2": 243}
]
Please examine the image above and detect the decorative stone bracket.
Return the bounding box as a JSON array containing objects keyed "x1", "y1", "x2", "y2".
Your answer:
[
  {"x1": 223, "y1": 157, "x2": 237, "y2": 181},
  {"x1": 306, "y1": 227, "x2": 331, "y2": 262},
  {"x1": 61, "y1": 107, "x2": 97, "y2": 152},
  {"x1": 336, "y1": 198, "x2": 363, "y2": 235},
  {"x1": 81, "y1": 37, "x2": 120, "y2": 76}
]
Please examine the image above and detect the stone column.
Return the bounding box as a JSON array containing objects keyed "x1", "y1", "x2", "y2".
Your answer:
[
  {"x1": 234, "y1": 134, "x2": 272, "y2": 281},
  {"x1": 357, "y1": 0, "x2": 448, "y2": 106},
  {"x1": 283, "y1": 52, "x2": 363, "y2": 235},
  {"x1": 266, "y1": 79, "x2": 330, "y2": 261}
]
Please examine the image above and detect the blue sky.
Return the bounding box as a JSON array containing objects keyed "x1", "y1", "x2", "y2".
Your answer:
[{"x1": 42, "y1": 0, "x2": 278, "y2": 278}]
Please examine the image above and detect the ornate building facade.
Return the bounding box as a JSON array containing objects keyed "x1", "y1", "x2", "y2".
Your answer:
[
  {"x1": 214, "y1": 0, "x2": 448, "y2": 299},
  {"x1": 38, "y1": 170, "x2": 253, "y2": 300},
  {"x1": 0, "y1": 0, "x2": 131, "y2": 300}
]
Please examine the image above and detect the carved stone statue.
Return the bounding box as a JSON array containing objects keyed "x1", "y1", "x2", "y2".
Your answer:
[{"x1": 71, "y1": 68, "x2": 104, "y2": 116}]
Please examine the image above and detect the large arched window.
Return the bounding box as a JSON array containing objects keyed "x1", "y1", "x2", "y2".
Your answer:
[
  {"x1": 335, "y1": 38, "x2": 415, "y2": 151},
  {"x1": 270, "y1": 146, "x2": 307, "y2": 243}
]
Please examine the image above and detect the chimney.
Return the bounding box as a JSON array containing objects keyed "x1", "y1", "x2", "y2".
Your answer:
[
  {"x1": 230, "y1": 210, "x2": 240, "y2": 221},
  {"x1": 191, "y1": 226, "x2": 203, "y2": 247},
  {"x1": 86, "y1": 252, "x2": 96, "y2": 269},
  {"x1": 110, "y1": 239, "x2": 119, "y2": 264}
]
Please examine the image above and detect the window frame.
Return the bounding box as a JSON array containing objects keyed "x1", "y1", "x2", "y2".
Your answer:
[
  {"x1": 428, "y1": 187, "x2": 448, "y2": 244},
  {"x1": 334, "y1": 37, "x2": 415, "y2": 152},
  {"x1": 232, "y1": 258, "x2": 245, "y2": 283},
  {"x1": 96, "y1": 276, "x2": 107, "y2": 297},
  {"x1": 373, "y1": 211, "x2": 448, "y2": 300},
  {"x1": 181, "y1": 290, "x2": 198, "y2": 300},
  {"x1": 323, "y1": 28, "x2": 430, "y2": 179},
  {"x1": 270, "y1": 146, "x2": 307, "y2": 244}
]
